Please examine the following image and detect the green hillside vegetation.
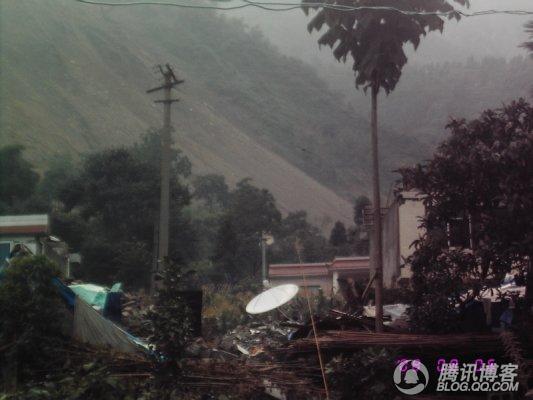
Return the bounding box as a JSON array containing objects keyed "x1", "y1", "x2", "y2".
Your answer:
[
  {"x1": 0, "y1": 0, "x2": 424, "y2": 227},
  {"x1": 342, "y1": 56, "x2": 533, "y2": 146}
]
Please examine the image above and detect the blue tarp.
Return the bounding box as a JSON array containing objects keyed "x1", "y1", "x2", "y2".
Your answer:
[{"x1": 70, "y1": 283, "x2": 109, "y2": 310}]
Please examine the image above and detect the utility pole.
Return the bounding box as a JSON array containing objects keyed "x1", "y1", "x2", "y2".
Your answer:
[
  {"x1": 261, "y1": 234, "x2": 267, "y2": 286},
  {"x1": 371, "y1": 84, "x2": 384, "y2": 332},
  {"x1": 260, "y1": 232, "x2": 274, "y2": 288},
  {"x1": 147, "y1": 64, "x2": 184, "y2": 296}
]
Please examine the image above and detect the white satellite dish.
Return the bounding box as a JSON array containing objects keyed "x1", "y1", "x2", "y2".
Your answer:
[{"x1": 246, "y1": 284, "x2": 299, "y2": 314}]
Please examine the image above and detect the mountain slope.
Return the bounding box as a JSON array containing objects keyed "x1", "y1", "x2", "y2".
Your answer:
[{"x1": 0, "y1": 0, "x2": 421, "y2": 227}]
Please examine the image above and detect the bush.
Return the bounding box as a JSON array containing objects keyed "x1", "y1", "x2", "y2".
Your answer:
[
  {"x1": 0, "y1": 256, "x2": 67, "y2": 387},
  {"x1": 148, "y1": 262, "x2": 193, "y2": 369},
  {"x1": 327, "y1": 348, "x2": 398, "y2": 400},
  {"x1": 202, "y1": 284, "x2": 254, "y2": 338}
]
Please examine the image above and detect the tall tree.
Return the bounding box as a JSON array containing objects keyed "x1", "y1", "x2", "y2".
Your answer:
[
  {"x1": 302, "y1": 0, "x2": 467, "y2": 331},
  {"x1": 272, "y1": 210, "x2": 331, "y2": 263},
  {"x1": 57, "y1": 134, "x2": 195, "y2": 288},
  {"x1": 192, "y1": 174, "x2": 230, "y2": 210},
  {"x1": 330, "y1": 221, "x2": 348, "y2": 247},
  {"x1": 399, "y1": 100, "x2": 533, "y2": 328},
  {"x1": 212, "y1": 178, "x2": 281, "y2": 282},
  {"x1": 35, "y1": 155, "x2": 77, "y2": 209}
]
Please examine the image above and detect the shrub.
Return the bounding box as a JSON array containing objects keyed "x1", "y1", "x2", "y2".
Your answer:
[
  {"x1": 0, "y1": 256, "x2": 66, "y2": 387},
  {"x1": 327, "y1": 348, "x2": 398, "y2": 400}
]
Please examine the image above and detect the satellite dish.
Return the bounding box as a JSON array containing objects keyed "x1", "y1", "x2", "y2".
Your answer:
[
  {"x1": 264, "y1": 234, "x2": 274, "y2": 246},
  {"x1": 246, "y1": 284, "x2": 299, "y2": 314},
  {"x1": 261, "y1": 232, "x2": 275, "y2": 246}
]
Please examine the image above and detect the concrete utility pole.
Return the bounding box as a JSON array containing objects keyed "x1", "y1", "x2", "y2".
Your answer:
[
  {"x1": 260, "y1": 232, "x2": 274, "y2": 288},
  {"x1": 370, "y1": 84, "x2": 384, "y2": 332},
  {"x1": 147, "y1": 64, "x2": 184, "y2": 296},
  {"x1": 261, "y1": 234, "x2": 267, "y2": 285}
]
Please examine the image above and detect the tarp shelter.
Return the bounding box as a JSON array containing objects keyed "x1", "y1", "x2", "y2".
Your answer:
[
  {"x1": 70, "y1": 284, "x2": 108, "y2": 310},
  {"x1": 53, "y1": 279, "x2": 147, "y2": 354},
  {"x1": 73, "y1": 296, "x2": 144, "y2": 354}
]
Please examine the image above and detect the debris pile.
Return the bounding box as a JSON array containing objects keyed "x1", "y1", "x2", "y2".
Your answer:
[
  {"x1": 217, "y1": 320, "x2": 295, "y2": 359},
  {"x1": 120, "y1": 290, "x2": 153, "y2": 337}
]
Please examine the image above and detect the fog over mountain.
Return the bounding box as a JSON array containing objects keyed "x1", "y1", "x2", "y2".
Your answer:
[
  {"x1": 1, "y1": 0, "x2": 531, "y2": 226},
  {"x1": 235, "y1": 0, "x2": 533, "y2": 145},
  {"x1": 235, "y1": 0, "x2": 532, "y2": 65}
]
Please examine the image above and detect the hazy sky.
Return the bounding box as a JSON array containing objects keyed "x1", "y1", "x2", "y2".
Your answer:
[{"x1": 231, "y1": 0, "x2": 532, "y2": 65}]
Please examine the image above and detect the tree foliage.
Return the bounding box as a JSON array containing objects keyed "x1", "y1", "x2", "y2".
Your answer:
[
  {"x1": 399, "y1": 100, "x2": 533, "y2": 329},
  {"x1": 212, "y1": 178, "x2": 282, "y2": 282},
  {"x1": 0, "y1": 256, "x2": 65, "y2": 384},
  {"x1": 148, "y1": 262, "x2": 193, "y2": 376},
  {"x1": 0, "y1": 145, "x2": 39, "y2": 214},
  {"x1": 272, "y1": 210, "x2": 331, "y2": 263},
  {"x1": 192, "y1": 174, "x2": 230, "y2": 210},
  {"x1": 330, "y1": 221, "x2": 348, "y2": 247},
  {"x1": 327, "y1": 348, "x2": 398, "y2": 400},
  {"x1": 302, "y1": 0, "x2": 467, "y2": 94},
  {"x1": 55, "y1": 133, "x2": 195, "y2": 288}
]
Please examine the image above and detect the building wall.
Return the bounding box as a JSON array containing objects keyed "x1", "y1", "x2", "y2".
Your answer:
[
  {"x1": 398, "y1": 193, "x2": 425, "y2": 280},
  {"x1": 0, "y1": 234, "x2": 41, "y2": 255},
  {"x1": 269, "y1": 275, "x2": 333, "y2": 296},
  {"x1": 379, "y1": 191, "x2": 425, "y2": 287}
]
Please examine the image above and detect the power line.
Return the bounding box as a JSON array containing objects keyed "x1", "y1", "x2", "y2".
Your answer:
[{"x1": 74, "y1": 0, "x2": 533, "y2": 17}]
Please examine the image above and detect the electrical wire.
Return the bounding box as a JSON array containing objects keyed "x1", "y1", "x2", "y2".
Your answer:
[
  {"x1": 74, "y1": 0, "x2": 533, "y2": 17},
  {"x1": 294, "y1": 240, "x2": 330, "y2": 400}
]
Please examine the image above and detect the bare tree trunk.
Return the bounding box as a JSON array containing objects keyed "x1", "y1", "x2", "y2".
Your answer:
[{"x1": 371, "y1": 84, "x2": 384, "y2": 332}]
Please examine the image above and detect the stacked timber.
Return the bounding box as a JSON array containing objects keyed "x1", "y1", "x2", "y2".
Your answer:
[{"x1": 280, "y1": 331, "x2": 503, "y2": 356}]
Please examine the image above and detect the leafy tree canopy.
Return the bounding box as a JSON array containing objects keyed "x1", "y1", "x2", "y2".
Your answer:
[
  {"x1": 330, "y1": 221, "x2": 348, "y2": 247},
  {"x1": 0, "y1": 145, "x2": 39, "y2": 213},
  {"x1": 399, "y1": 99, "x2": 533, "y2": 329},
  {"x1": 400, "y1": 99, "x2": 533, "y2": 268},
  {"x1": 192, "y1": 173, "x2": 230, "y2": 210},
  {"x1": 54, "y1": 133, "x2": 195, "y2": 288},
  {"x1": 0, "y1": 256, "x2": 65, "y2": 383},
  {"x1": 35, "y1": 154, "x2": 77, "y2": 208},
  {"x1": 302, "y1": 0, "x2": 468, "y2": 94},
  {"x1": 272, "y1": 210, "x2": 331, "y2": 263},
  {"x1": 212, "y1": 178, "x2": 282, "y2": 282}
]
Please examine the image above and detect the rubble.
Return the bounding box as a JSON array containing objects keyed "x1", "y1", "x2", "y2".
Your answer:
[
  {"x1": 218, "y1": 320, "x2": 294, "y2": 360},
  {"x1": 120, "y1": 290, "x2": 153, "y2": 338}
]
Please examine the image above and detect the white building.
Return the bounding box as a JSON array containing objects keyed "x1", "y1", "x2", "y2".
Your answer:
[
  {"x1": 380, "y1": 191, "x2": 425, "y2": 288},
  {"x1": 0, "y1": 214, "x2": 79, "y2": 277}
]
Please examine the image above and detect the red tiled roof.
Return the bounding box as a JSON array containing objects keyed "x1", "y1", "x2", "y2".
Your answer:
[
  {"x1": 329, "y1": 256, "x2": 369, "y2": 272},
  {"x1": 269, "y1": 257, "x2": 370, "y2": 278},
  {"x1": 0, "y1": 225, "x2": 48, "y2": 235},
  {"x1": 269, "y1": 263, "x2": 329, "y2": 278}
]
